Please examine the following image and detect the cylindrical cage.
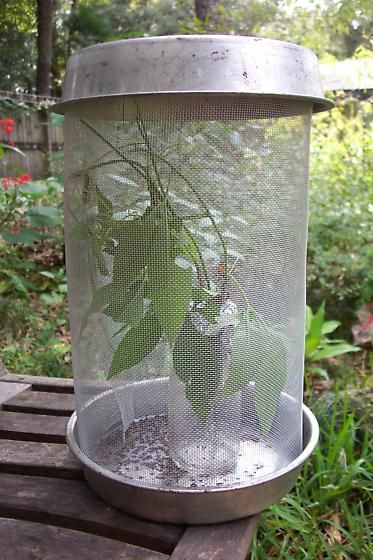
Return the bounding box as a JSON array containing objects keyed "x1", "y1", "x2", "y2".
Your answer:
[
  {"x1": 66, "y1": 94, "x2": 309, "y2": 480},
  {"x1": 59, "y1": 35, "x2": 331, "y2": 523}
]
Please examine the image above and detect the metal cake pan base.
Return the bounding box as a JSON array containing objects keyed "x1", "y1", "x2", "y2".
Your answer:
[{"x1": 66, "y1": 396, "x2": 318, "y2": 525}]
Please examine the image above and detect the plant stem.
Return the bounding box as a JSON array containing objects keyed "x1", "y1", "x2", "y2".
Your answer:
[
  {"x1": 183, "y1": 225, "x2": 211, "y2": 290},
  {"x1": 80, "y1": 120, "x2": 149, "y2": 181},
  {"x1": 228, "y1": 271, "x2": 265, "y2": 324},
  {"x1": 135, "y1": 113, "x2": 164, "y2": 198},
  {"x1": 157, "y1": 155, "x2": 228, "y2": 277}
]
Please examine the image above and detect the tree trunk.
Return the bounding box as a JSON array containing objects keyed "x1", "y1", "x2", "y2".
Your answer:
[
  {"x1": 36, "y1": 0, "x2": 55, "y2": 95},
  {"x1": 194, "y1": 0, "x2": 220, "y2": 23}
]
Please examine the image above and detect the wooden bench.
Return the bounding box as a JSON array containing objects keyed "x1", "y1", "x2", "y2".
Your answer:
[{"x1": 0, "y1": 369, "x2": 259, "y2": 560}]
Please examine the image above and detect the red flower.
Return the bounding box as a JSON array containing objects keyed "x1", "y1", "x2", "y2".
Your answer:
[
  {"x1": 0, "y1": 118, "x2": 14, "y2": 137},
  {"x1": 1, "y1": 172, "x2": 30, "y2": 190},
  {"x1": 19, "y1": 172, "x2": 31, "y2": 184},
  {"x1": 2, "y1": 177, "x2": 11, "y2": 190},
  {"x1": 10, "y1": 229, "x2": 20, "y2": 235},
  {"x1": 8, "y1": 139, "x2": 16, "y2": 146}
]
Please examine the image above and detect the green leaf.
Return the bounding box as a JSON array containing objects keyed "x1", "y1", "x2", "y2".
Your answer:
[
  {"x1": 1, "y1": 269, "x2": 29, "y2": 295},
  {"x1": 27, "y1": 207, "x2": 62, "y2": 227},
  {"x1": 80, "y1": 279, "x2": 144, "y2": 335},
  {"x1": 50, "y1": 150, "x2": 64, "y2": 162},
  {"x1": 112, "y1": 217, "x2": 148, "y2": 288},
  {"x1": 321, "y1": 320, "x2": 341, "y2": 335},
  {"x1": 88, "y1": 283, "x2": 114, "y2": 313},
  {"x1": 305, "y1": 302, "x2": 325, "y2": 358},
  {"x1": 79, "y1": 283, "x2": 116, "y2": 335},
  {"x1": 148, "y1": 263, "x2": 192, "y2": 346},
  {"x1": 313, "y1": 367, "x2": 329, "y2": 380},
  {"x1": 1, "y1": 228, "x2": 40, "y2": 244},
  {"x1": 70, "y1": 221, "x2": 91, "y2": 241},
  {"x1": 311, "y1": 344, "x2": 360, "y2": 361},
  {"x1": 92, "y1": 237, "x2": 109, "y2": 276},
  {"x1": 107, "y1": 279, "x2": 145, "y2": 328},
  {"x1": 111, "y1": 201, "x2": 182, "y2": 293},
  {"x1": 224, "y1": 315, "x2": 256, "y2": 397},
  {"x1": 224, "y1": 316, "x2": 288, "y2": 437},
  {"x1": 305, "y1": 305, "x2": 313, "y2": 334},
  {"x1": 40, "y1": 292, "x2": 65, "y2": 305},
  {"x1": 20, "y1": 181, "x2": 48, "y2": 196},
  {"x1": 254, "y1": 325, "x2": 288, "y2": 437},
  {"x1": 39, "y1": 271, "x2": 55, "y2": 279},
  {"x1": 173, "y1": 315, "x2": 221, "y2": 423},
  {"x1": 96, "y1": 186, "x2": 113, "y2": 218},
  {"x1": 192, "y1": 286, "x2": 216, "y2": 302},
  {"x1": 108, "y1": 310, "x2": 162, "y2": 379}
]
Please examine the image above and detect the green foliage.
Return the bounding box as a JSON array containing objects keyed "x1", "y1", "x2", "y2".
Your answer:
[
  {"x1": 305, "y1": 303, "x2": 359, "y2": 370},
  {"x1": 224, "y1": 317, "x2": 288, "y2": 436},
  {"x1": 251, "y1": 393, "x2": 372, "y2": 559},
  {"x1": 0, "y1": 0, "x2": 36, "y2": 92},
  {"x1": 0, "y1": 176, "x2": 63, "y2": 244},
  {"x1": 262, "y1": 0, "x2": 372, "y2": 60},
  {"x1": 66, "y1": 3, "x2": 113, "y2": 50},
  {"x1": 80, "y1": 116, "x2": 288, "y2": 432},
  {"x1": 0, "y1": 240, "x2": 70, "y2": 378},
  {"x1": 0, "y1": 241, "x2": 35, "y2": 296},
  {"x1": 307, "y1": 97, "x2": 373, "y2": 332},
  {"x1": 173, "y1": 314, "x2": 221, "y2": 423},
  {"x1": 183, "y1": 0, "x2": 281, "y2": 35},
  {"x1": 1, "y1": 0, "x2": 371, "y2": 95}
]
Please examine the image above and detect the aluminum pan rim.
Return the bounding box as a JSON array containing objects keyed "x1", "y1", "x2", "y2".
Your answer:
[{"x1": 66, "y1": 402, "x2": 319, "y2": 496}]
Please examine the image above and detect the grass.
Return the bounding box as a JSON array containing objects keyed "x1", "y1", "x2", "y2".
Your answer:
[
  {"x1": 251, "y1": 392, "x2": 372, "y2": 559},
  {"x1": 0, "y1": 239, "x2": 72, "y2": 378}
]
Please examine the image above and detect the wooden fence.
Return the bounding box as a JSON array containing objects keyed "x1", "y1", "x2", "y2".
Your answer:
[{"x1": 0, "y1": 91, "x2": 64, "y2": 180}]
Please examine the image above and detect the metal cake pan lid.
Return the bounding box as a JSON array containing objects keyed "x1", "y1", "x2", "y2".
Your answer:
[{"x1": 54, "y1": 35, "x2": 333, "y2": 114}]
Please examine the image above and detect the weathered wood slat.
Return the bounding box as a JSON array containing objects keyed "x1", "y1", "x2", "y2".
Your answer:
[
  {"x1": 169, "y1": 515, "x2": 260, "y2": 560},
  {"x1": 0, "y1": 439, "x2": 82, "y2": 479},
  {"x1": 0, "y1": 518, "x2": 169, "y2": 560},
  {"x1": 0, "y1": 381, "x2": 30, "y2": 405},
  {"x1": 0, "y1": 372, "x2": 74, "y2": 393},
  {"x1": 0, "y1": 473, "x2": 183, "y2": 554},
  {"x1": 3, "y1": 390, "x2": 75, "y2": 416},
  {"x1": 0, "y1": 374, "x2": 260, "y2": 558},
  {"x1": 0, "y1": 411, "x2": 67, "y2": 443}
]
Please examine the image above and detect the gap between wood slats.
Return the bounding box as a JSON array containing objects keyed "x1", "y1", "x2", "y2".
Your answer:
[
  {"x1": 0, "y1": 411, "x2": 67, "y2": 443},
  {"x1": 0, "y1": 373, "x2": 74, "y2": 394},
  {"x1": 0, "y1": 518, "x2": 169, "y2": 560},
  {"x1": 3, "y1": 390, "x2": 75, "y2": 416},
  {"x1": 0, "y1": 473, "x2": 183, "y2": 555},
  {"x1": 0, "y1": 439, "x2": 82, "y2": 479}
]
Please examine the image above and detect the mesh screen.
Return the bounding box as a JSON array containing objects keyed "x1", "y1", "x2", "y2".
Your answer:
[{"x1": 64, "y1": 94, "x2": 312, "y2": 489}]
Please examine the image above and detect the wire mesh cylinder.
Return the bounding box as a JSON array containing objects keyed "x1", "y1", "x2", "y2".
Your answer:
[{"x1": 64, "y1": 93, "x2": 312, "y2": 488}]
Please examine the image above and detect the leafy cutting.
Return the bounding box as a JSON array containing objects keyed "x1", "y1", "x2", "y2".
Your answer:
[{"x1": 77, "y1": 109, "x2": 288, "y2": 436}]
